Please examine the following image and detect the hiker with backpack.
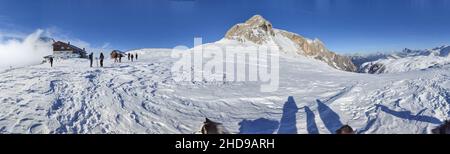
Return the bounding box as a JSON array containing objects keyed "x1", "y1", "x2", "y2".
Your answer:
[
  {"x1": 99, "y1": 52, "x2": 104, "y2": 67},
  {"x1": 49, "y1": 57, "x2": 54, "y2": 67},
  {"x1": 89, "y1": 52, "x2": 94, "y2": 67}
]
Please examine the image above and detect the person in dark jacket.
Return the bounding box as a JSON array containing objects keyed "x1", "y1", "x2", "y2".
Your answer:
[
  {"x1": 99, "y1": 52, "x2": 104, "y2": 67},
  {"x1": 89, "y1": 53, "x2": 94, "y2": 67},
  {"x1": 118, "y1": 54, "x2": 122, "y2": 63},
  {"x1": 131, "y1": 54, "x2": 134, "y2": 62},
  {"x1": 128, "y1": 53, "x2": 131, "y2": 61},
  {"x1": 200, "y1": 118, "x2": 228, "y2": 134},
  {"x1": 49, "y1": 57, "x2": 54, "y2": 67},
  {"x1": 432, "y1": 120, "x2": 450, "y2": 134},
  {"x1": 135, "y1": 53, "x2": 138, "y2": 60},
  {"x1": 335, "y1": 125, "x2": 355, "y2": 134}
]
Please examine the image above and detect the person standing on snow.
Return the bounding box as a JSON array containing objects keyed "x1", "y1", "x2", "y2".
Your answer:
[
  {"x1": 49, "y1": 57, "x2": 54, "y2": 67},
  {"x1": 99, "y1": 52, "x2": 104, "y2": 67},
  {"x1": 89, "y1": 52, "x2": 94, "y2": 67},
  {"x1": 128, "y1": 53, "x2": 131, "y2": 61},
  {"x1": 135, "y1": 53, "x2": 138, "y2": 60},
  {"x1": 113, "y1": 52, "x2": 118, "y2": 63},
  {"x1": 131, "y1": 54, "x2": 134, "y2": 62},
  {"x1": 118, "y1": 54, "x2": 122, "y2": 63}
]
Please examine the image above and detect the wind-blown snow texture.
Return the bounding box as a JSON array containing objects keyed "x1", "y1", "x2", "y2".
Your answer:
[{"x1": 0, "y1": 45, "x2": 449, "y2": 134}]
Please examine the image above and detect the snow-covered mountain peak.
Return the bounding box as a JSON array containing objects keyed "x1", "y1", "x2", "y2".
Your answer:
[
  {"x1": 396, "y1": 45, "x2": 450, "y2": 57},
  {"x1": 433, "y1": 45, "x2": 450, "y2": 57},
  {"x1": 432, "y1": 45, "x2": 450, "y2": 50},
  {"x1": 245, "y1": 15, "x2": 271, "y2": 27},
  {"x1": 223, "y1": 15, "x2": 357, "y2": 72},
  {"x1": 225, "y1": 14, "x2": 275, "y2": 44}
]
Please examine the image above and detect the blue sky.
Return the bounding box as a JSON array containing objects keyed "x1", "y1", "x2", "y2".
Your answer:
[{"x1": 0, "y1": 0, "x2": 449, "y2": 53}]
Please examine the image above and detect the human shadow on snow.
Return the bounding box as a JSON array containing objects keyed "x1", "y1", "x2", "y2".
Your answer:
[
  {"x1": 304, "y1": 106, "x2": 319, "y2": 134},
  {"x1": 238, "y1": 118, "x2": 279, "y2": 134},
  {"x1": 277, "y1": 96, "x2": 299, "y2": 134},
  {"x1": 317, "y1": 99, "x2": 343, "y2": 134},
  {"x1": 238, "y1": 97, "x2": 348, "y2": 134},
  {"x1": 375, "y1": 104, "x2": 441, "y2": 124},
  {"x1": 238, "y1": 96, "x2": 299, "y2": 134}
]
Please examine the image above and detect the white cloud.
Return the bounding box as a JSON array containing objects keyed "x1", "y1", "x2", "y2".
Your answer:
[{"x1": 0, "y1": 29, "x2": 52, "y2": 70}]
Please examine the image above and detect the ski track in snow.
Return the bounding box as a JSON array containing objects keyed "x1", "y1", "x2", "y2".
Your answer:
[{"x1": 0, "y1": 49, "x2": 449, "y2": 134}]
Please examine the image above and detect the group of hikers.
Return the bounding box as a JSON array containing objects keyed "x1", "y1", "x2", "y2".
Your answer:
[
  {"x1": 48, "y1": 52, "x2": 139, "y2": 68},
  {"x1": 92, "y1": 52, "x2": 139, "y2": 67},
  {"x1": 112, "y1": 52, "x2": 138, "y2": 63}
]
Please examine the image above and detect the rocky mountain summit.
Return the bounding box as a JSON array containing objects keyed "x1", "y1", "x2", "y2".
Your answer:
[{"x1": 225, "y1": 15, "x2": 357, "y2": 72}]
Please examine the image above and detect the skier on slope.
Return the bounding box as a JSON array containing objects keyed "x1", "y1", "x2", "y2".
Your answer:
[
  {"x1": 89, "y1": 52, "x2": 94, "y2": 67},
  {"x1": 128, "y1": 53, "x2": 131, "y2": 61},
  {"x1": 135, "y1": 53, "x2": 138, "y2": 60},
  {"x1": 99, "y1": 52, "x2": 104, "y2": 67},
  {"x1": 131, "y1": 54, "x2": 134, "y2": 62}
]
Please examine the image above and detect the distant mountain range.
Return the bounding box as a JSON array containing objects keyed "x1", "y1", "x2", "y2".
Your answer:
[{"x1": 350, "y1": 45, "x2": 450, "y2": 74}]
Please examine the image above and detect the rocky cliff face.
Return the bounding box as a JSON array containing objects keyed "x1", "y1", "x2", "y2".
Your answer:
[
  {"x1": 224, "y1": 15, "x2": 357, "y2": 72},
  {"x1": 225, "y1": 15, "x2": 275, "y2": 44}
]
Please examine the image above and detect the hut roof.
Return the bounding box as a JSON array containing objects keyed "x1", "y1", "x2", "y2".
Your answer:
[{"x1": 53, "y1": 41, "x2": 84, "y2": 51}]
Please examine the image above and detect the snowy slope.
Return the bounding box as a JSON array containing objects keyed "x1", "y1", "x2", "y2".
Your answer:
[{"x1": 0, "y1": 44, "x2": 449, "y2": 134}]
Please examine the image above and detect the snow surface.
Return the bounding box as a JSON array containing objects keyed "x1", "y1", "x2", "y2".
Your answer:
[{"x1": 0, "y1": 43, "x2": 449, "y2": 134}]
